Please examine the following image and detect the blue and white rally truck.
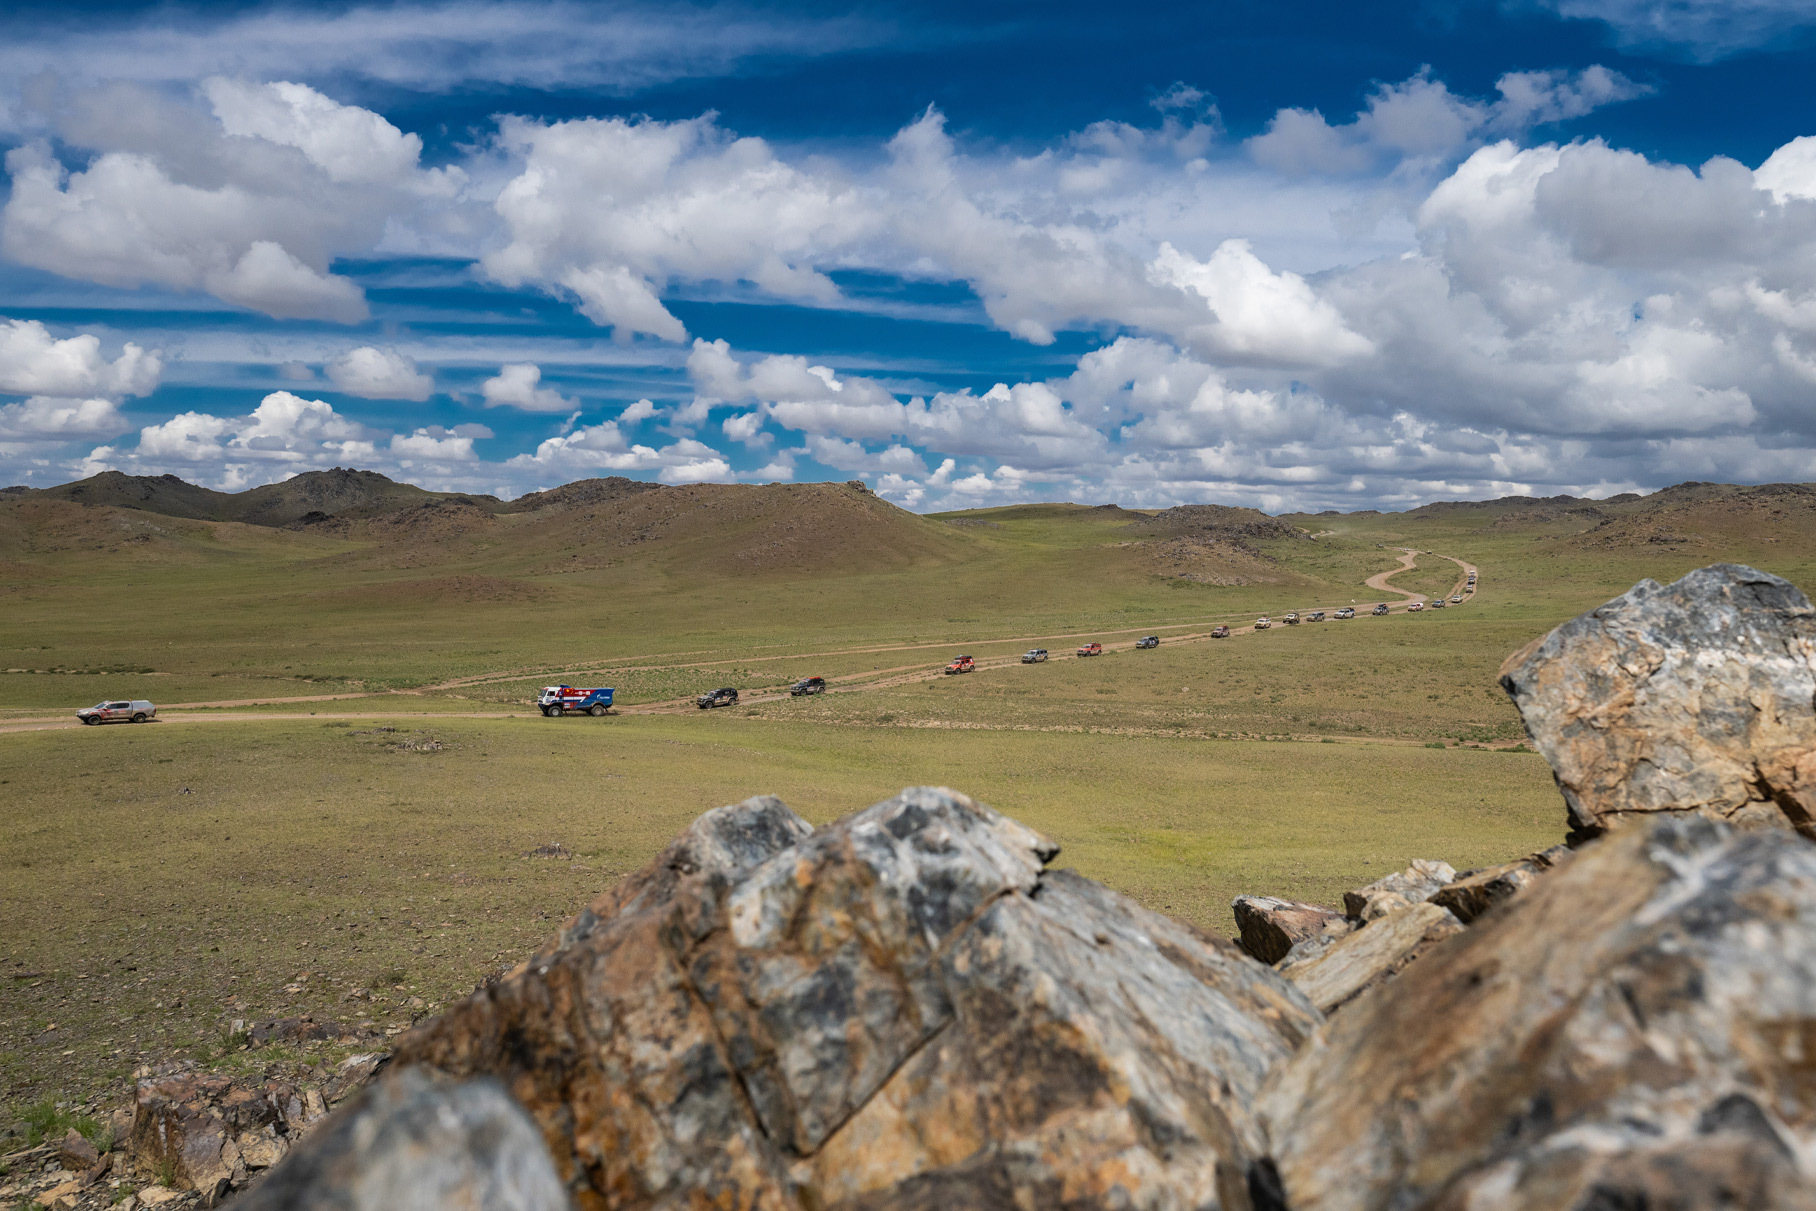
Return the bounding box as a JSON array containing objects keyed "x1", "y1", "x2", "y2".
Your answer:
[{"x1": 538, "y1": 686, "x2": 615, "y2": 717}]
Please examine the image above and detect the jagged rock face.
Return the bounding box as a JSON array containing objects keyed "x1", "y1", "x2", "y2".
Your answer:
[
  {"x1": 391, "y1": 788, "x2": 1321, "y2": 1210},
  {"x1": 129, "y1": 1072, "x2": 326, "y2": 1199},
  {"x1": 1500, "y1": 563, "x2": 1816, "y2": 838},
  {"x1": 1233, "y1": 896, "x2": 1347, "y2": 964},
  {"x1": 234, "y1": 1069, "x2": 567, "y2": 1211},
  {"x1": 1258, "y1": 816, "x2": 1816, "y2": 1211}
]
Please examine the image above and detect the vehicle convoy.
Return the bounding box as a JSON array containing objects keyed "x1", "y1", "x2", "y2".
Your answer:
[
  {"x1": 1306, "y1": 611, "x2": 1325, "y2": 622},
  {"x1": 697, "y1": 687, "x2": 739, "y2": 709},
  {"x1": 1335, "y1": 607, "x2": 1355, "y2": 619},
  {"x1": 1255, "y1": 617, "x2": 1272, "y2": 630},
  {"x1": 1283, "y1": 612, "x2": 1300, "y2": 625},
  {"x1": 1372, "y1": 603, "x2": 1390, "y2": 615},
  {"x1": 790, "y1": 676, "x2": 827, "y2": 696},
  {"x1": 77, "y1": 699, "x2": 156, "y2": 725},
  {"x1": 539, "y1": 686, "x2": 614, "y2": 716},
  {"x1": 1211, "y1": 625, "x2": 1231, "y2": 638},
  {"x1": 1076, "y1": 642, "x2": 1103, "y2": 657},
  {"x1": 1021, "y1": 649, "x2": 1049, "y2": 663},
  {"x1": 1407, "y1": 601, "x2": 1424, "y2": 612},
  {"x1": 944, "y1": 655, "x2": 975, "y2": 674},
  {"x1": 1135, "y1": 636, "x2": 1159, "y2": 649}
]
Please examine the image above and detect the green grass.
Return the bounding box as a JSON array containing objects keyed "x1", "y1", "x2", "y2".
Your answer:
[
  {"x1": 18, "y1": 1097, "x2": 107, "y2": 1150},
  {"x1": 7, "y1": 486, "x2": 1816, "y2": 1129},
  {"x1": 0, "y1": 715, "x2": 1563, "y2": 1115}
]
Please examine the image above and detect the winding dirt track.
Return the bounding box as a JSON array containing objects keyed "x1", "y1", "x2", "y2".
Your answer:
[{"x1": 1, "y1": 548, "x2": 1482, "y2": 734}]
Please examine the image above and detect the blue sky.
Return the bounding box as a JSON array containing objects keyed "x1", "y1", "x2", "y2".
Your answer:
[{"x1": 1, "y1": 0, "x2": 1814, "y2": 510}]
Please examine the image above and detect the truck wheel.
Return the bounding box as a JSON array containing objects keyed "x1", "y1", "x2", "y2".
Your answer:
[
  {"x1": 131, "y1": 713, "x2": 146, "y2": 723},
  {"x1": 588, "y1": 704, "x2": 607, "y2": 716},
  {"x1": 543, "y1": 705, "x2": 561, "y2": 717},
  {"x1": 84, "y1": 715, "x2": 101, "y2": 725}
]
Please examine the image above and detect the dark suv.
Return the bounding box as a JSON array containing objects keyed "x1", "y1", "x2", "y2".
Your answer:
[
  {"x1": 697, "y1": 687, "x2": 739, "y2": 709},
  {"x1": 1135, "y1": 636, "x2": 1160, "y2": 649},
  {"x1": 790, "y1": 676, "x2": 827, "y2": 696}
]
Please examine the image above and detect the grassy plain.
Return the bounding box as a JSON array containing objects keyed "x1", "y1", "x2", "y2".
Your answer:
[
  {"x1": 6, "y1": 478, "x2": 1816, "y2": 1120},
  {"x1": 0, "y1": 715, "x2": 1560, "y2": 1110}
]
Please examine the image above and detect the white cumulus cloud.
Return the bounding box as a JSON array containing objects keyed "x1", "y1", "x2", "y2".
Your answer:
[
  {"x1": 2, "y1": 79, "x2": 460, "y2": 322},
  {"x1": 0, "y1": 318, "x2": 161, "y2": 398},
  {"x1": 0, "y1": 396, "x2": 129, "y2": 443},
  {"x1": 326, "y1": 346, "x2": 434, "y2": 401},
  {"x1": 480, "y1": 362, "x2": 574, "y2": 412}
]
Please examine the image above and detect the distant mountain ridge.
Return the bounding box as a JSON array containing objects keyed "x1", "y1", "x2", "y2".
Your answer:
[
  {"x1": 0, "y1": 469, "x2": 972, "y2": 579},
  {"x1": 9, "y1": 470, "x2": 1815, "y2": 528},
  {"x1": 14, "y1": 468, "x2": 668, "y2": 528}
]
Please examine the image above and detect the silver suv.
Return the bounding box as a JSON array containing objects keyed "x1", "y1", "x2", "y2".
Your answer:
[
  {"x1": 77, "y1": 699, "x2": 156, "y2": 725},
  {"x1": 1021, "y1": 649, "x2": 1049, "y2": 663}
]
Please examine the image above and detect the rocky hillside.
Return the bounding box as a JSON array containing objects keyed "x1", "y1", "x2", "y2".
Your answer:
[
  {"x1": 25, "y1": 469, "x2": 494, "y2": 527},
  {"x1": 1, "y1": 473, "x2": 975, "y2": 580},
  {"x1": 20, "y1": 561, "x2": 1811, "y2": 1210},
  {"x1": 1119, "y1": 502, "x2": 1308, "y2": 585}
]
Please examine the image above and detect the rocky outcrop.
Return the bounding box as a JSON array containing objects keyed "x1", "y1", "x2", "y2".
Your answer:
[
  {"x1": 1232, "y1": 895, "x2": 1347, "y2": 964},
  {"x1": 233, "y1": 1069, "x2": 567, "y2": 1211},
  {"x1": 125, "y1": 1056, "x2": 381, "y2": 1203},
  {"x1": 1276, "y1": 902, "x2": 1462, "y2": 1013},
  {"x1": 384, "y1": 787, "x2": 1321, "y2": 1209},
  {"x1": 1340, "y1": 859, "x2": 1453, "y2": 919},
  {"x1": 1500, "y1": 562, "x2": 1816, "y2": 839},
  {"x1": 1259, "y1": 815, "x2": 1816, "y2": 1210}
]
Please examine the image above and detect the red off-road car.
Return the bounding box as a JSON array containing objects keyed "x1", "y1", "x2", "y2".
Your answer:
[
  {"x1": 1076, "y1": 642, "x2": 1103, "y2": 657},
  {"x1": 944, "y1": 655, "x2": 975, "y2": 674}
]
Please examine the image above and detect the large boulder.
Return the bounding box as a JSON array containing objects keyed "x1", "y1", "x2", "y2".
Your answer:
[
  {"x1": 1257, "y1": 816, "x2": 1816, "y2": 1211},
  {"x1": 233, "y1": 1068, "x2": 567, "y2": 1211},
  {"x1": 386, "y1": 787, "x2": 1321, "y2": 1210},
  {"x1": 1500, "y1": 563, "x2": 1816, "y2": 839}
]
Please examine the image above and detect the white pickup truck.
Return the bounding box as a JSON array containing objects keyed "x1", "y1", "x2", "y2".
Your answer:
[{"x1": 77, "y1": 699, "x2": 156, "y2": 724}]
